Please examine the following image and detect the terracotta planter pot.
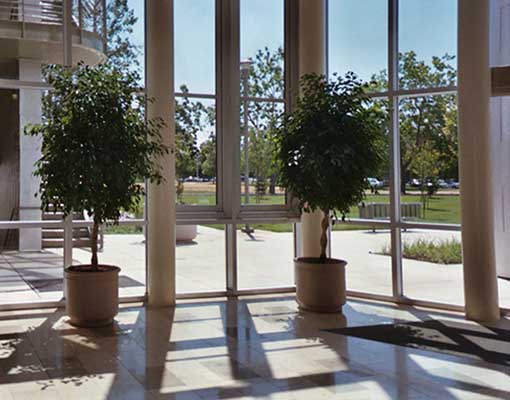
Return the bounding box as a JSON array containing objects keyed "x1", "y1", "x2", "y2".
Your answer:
[
  {"x1": 65, "y1": 265, "x2": 120, "y2": 327},
  {"x1": 294, "y1": 257, "x2": 347, "y2": 313}
]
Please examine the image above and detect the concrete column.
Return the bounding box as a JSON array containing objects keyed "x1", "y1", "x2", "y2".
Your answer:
[
  {"x1": 490, "y1": 0, "x2": 510, "y2": 280},
  {"x1": 19, "y1": 59, "x2": 42, "y2": 251},
  {"x1": 458, "y1": 0, "x2": 500, "y2": 321},
  {"x1": 146, "y1": 0, "x2": 176, "y2": 306},
  {"x1": 298, "y1": 0, "x2": 327, "y2": 257}
]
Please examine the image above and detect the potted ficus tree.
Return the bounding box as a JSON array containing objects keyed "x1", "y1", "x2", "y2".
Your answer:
[
  {"x1": 27, "y1": 63, "x2": 168, "y2": 327},
  {"x1": 275, "y1": 73, "x2": 384, "y2": 313}
]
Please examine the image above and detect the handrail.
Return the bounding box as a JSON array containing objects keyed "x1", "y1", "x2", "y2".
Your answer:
[{"x1": 0, "y1": 0, "x2": 106, "y2": 41}]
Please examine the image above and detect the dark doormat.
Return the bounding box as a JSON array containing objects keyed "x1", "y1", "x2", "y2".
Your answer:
[{"x1": 324, "y1": 320, "x2": 510, "y2": 367}]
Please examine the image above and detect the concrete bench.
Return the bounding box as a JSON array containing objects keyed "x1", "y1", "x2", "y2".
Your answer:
[{"x1": 358, "y1": 202, "x2": 422, "y2": 231}]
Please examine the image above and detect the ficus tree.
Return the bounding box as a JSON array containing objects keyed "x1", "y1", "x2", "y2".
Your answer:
[
  {"x1": 275, "y1": 73, "x2": 385, "y2": 260},
  {"x1": 27, "y1": 63, "x2": 168, "y2": 270}
]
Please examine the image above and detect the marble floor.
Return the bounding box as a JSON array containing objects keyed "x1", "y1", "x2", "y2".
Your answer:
[{"x1": 0, "y1": 296, "x2": 508, "y2": 399}]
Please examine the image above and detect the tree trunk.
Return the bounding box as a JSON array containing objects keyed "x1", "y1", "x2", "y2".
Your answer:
[
  {"x1": 401, "y1": 168, "x2": 407, "y2": 194},
  {"x1": 320, "y1": 210, "x2": 329, "y2": 261},
  {"x1": 269, "y1": 174, "x2": 276, "y2": 195},
  {"x1": 91, "y1": 220, "x2": 99, "y2": 269}
]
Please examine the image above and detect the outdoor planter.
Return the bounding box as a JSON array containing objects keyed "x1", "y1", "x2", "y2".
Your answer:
[
  {"x1": 176, "y1": 225, "x2": 198, "y2": 242},
  {"x1": 294, "y1": 257, "x2": 347, "y2": 312},
  {"x1": 65, "y1": 265, "x2": 120, "y2": 327}
]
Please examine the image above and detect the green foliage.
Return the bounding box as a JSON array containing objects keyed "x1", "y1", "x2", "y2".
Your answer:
[
  {"x1": 409, "y1": 143, "x2": 442, "y2": 216},
  {"x1": 200, "y1": 134, "x2": 216, "y2": 178},
  {"x1": 370, "y1": 51, "x2": 458, "y2": 192},
  {"x1": 105, "y1": 0, "x2": 141, "y2": 71},
  {"x1": 241, "y1": 47, "x2": 285, "y2": 193},
  {"x1": 26, "y1": 63, "x2": 168, "y2": 265},
  {"x1": 175, "y1": 86, "x2": 215, "y2": 181},
  {"x1": 382, "y1": 237, "x2": 462, "y2": 265},
  {"x1": 275, "y1": 73, "x2": 385, "y2": 218}
]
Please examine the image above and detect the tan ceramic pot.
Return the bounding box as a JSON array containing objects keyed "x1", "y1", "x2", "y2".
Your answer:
[
  {"x1": 294, "y1": 257, "x2": 347, "y2": 313},
  {"x1": 65, "y1": 265, "x2": 120, "y2": 327}
]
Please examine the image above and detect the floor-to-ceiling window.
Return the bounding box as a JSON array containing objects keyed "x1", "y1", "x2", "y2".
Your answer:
[{"x1": 329, "y1": 0, "x2": 465, "y2": 307}]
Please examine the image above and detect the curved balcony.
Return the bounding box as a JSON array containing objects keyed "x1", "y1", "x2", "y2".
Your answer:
[{"x1": 0, "y1": 0, "x2": 105, "y2": 65}]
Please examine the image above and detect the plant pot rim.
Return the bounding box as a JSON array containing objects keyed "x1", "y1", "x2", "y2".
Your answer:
[
  {"x1": 294, "y1": 257, "x2": 347, "y2": 265},
  {"x1": 65, "y1": 265, "x2": 121, "y2": 274}
]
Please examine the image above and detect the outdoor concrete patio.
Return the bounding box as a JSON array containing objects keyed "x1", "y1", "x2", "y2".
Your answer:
[{"x1": 0, "y1": 226, "x2": 509, "y2": 309}]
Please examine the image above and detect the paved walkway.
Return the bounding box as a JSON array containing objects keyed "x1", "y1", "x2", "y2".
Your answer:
[{"x1": 0, "y1": 226, "x2": 509, "y2": 308}]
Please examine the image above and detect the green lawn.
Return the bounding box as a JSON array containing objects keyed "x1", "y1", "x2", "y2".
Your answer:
[{"x1": 105, "y1": 192, "x2": 460, "y2": 234}]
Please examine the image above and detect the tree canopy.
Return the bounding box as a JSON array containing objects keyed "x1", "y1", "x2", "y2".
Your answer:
[{"x1": 28, "y1": 64, "x2": 167, "y2": 267}]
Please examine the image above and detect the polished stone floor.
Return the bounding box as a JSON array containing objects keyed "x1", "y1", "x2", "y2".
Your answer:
[{"x1": 0, "y1": 296, "x2": 508, "y2": 399}]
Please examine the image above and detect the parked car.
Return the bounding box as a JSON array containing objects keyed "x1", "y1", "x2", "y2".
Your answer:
[
  {"x1": 366, "y1": 177, "x2": 383, "y2": 189},
  {"x1": 437, "y1": 179, "x2": 449, "y2": 188},
  {"x1": 409, "y1": 178, "x2": 421, "y2": 187}
]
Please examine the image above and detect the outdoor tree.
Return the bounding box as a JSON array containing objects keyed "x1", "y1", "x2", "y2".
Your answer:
[
  {"x1": 242, "y1": 47, "x2": 285, "y2": 195},
  {"x1": 370, "y1": 51, "x2": 458, "y2": 193},
  {"x1": 409, "y1": 143, "x2": 442, "y2": 217},
  {"x1": 174, "y1": 86, "x2": 215, "y2": 202},
  {"x1": 200, "y1": 134, "x2": 216, "y2": 179},
  {"x1": 105, "y1": 0, "x2": 141, "y2": 71}
]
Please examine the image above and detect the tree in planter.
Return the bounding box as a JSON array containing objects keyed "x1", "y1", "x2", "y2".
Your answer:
[
  {"x1": 275, "y1": 73, "x2": 384, "y2": 260},
  {"x1": 27, "y1": 63, "x2": 168, "y2": 270}
]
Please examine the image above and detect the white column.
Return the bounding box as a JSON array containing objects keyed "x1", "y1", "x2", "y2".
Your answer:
[
  {"x1": 458, "y1": 0, "x2": 500, "y2": 321},
  {"x1": 19, "y1": 59, "x2": 42, "y2": 251},
  {"x1": 298, "y1": 0, "x2": 327, "y2": 258},
  {"x1": 491, "y1": 0, "x2": 510, "y2": 280},
  {"x1": 146, "y1": 0, "x2": 176, "y2": 306}
]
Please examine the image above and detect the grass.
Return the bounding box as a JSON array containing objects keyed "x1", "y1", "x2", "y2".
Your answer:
[
  {"x1": 381, "y1": 237, "x2": 462, "y2": 264},
  {"x1": 104, "y1": 190, "x2": 461, "y2": 234},
  {"x1": 104, "y1": 225, "x2": 143, "y2": 234}
]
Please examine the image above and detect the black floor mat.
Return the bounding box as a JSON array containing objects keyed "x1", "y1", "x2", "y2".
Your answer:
[{"x1": 325, "y1": 319, "x2": 510, "y2": 367}]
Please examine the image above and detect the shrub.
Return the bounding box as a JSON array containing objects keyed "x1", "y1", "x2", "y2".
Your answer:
[{"x1": 381, "y1": 237, "x2": 462, "y2": 264}]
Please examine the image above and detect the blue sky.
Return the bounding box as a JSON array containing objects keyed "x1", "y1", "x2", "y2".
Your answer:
[
  {"x1": 129, "y1": 0, "x2": 457, "y2": 89},
  {"x1": 329, "y1": 0, "x2": 457, "y2": 81}
]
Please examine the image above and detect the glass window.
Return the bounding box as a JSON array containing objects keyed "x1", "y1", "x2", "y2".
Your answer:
[
  {"x1": 332, "y1": 226, "x2": 393, "y2": 296},
  {"x1": 0, "y1": 228, "x2": 64, "y2": 304},
  {"x1": 238, "y1": 223, "x2": 294, "y2": 289},
  {"x1": 175, "y1": 0, "x2": 215, "y2": 94},
  {"x1": 402, "y1": 229, "x2": 464, "y2": 306},
  {"x1": 240, "y1": 0, "x2": 285, "y2": 207},
  {"x1": 176, "y1": 98, "x2": 217, "y2": 206},
  {"x1": 240, "y1": 101, "x2": 285, "y2": 206},
  {"x1": 398, "y1": 0, "x2": 457, "y2": 90},
  {"x1": 399, "y1": 94, "x2": 459, "y2": 224},
  {"x1": 176, "y1": 225, "x2": 226, "y2": 293},
  {"x1": 328, "y1": 0, "x2": 388, "y2": 91}
]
